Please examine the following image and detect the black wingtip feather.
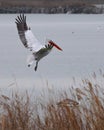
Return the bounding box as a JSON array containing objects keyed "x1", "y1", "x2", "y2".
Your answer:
[
  {"x1": 15, "y1": 18, "x2": 21, "y2": 24},
  {"x1": 15, "y1": 14, "x2": 26, "y2": 24},
  {"x1": 17, "y1": 16, "x2": 22, "y2": 23},
  {"x1": 15, "y1": 14, "x2": 28, "y2": 31},
  {"x1": 20, "y1": 14, "x2": 24, "y2": 22}
]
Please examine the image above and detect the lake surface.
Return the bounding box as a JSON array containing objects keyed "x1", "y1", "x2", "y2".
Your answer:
[{"x1": 0, "y1": 14, "x2": 104, "y2": 91}]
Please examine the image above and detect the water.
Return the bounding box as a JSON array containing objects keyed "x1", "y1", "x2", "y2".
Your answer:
[{"x1": 0, "y1": 14, "x2": 104, "y2": 91}]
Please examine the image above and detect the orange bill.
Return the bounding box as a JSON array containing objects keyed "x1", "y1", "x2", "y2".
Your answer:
[{"x1": 48, "y1": 40, "x2": 63, "y2": 51}]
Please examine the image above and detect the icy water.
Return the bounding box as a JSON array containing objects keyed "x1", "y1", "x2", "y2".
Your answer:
[{"x1": 0, "y1": 14, "x2": 104, "y2": 91}]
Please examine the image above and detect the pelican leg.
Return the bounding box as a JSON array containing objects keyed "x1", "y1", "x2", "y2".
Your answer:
[{"x1": 34, "y1": 61, "x2": 38, "y2": 71}]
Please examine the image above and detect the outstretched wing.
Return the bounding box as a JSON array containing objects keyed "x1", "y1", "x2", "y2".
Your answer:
[{"x1": 15, "y1": 14, "x2": 44, "y2": 52}]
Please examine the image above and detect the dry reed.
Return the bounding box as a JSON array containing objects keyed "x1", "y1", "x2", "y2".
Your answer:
[{"x1": 0, "y1": 73, "x2": 104, "y2": 130}]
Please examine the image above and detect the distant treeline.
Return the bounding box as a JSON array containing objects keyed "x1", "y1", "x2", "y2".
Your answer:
[
  {"x1": 0, "y1": 0, "x2": 104, "y2": 7},
  {"x1": 0, "y1": 0, "x2": 103, "y2": 13}
]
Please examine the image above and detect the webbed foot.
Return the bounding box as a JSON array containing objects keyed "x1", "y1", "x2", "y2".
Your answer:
[{"x1": 28, "y1": 64, "x2": 31, "y2": 67}]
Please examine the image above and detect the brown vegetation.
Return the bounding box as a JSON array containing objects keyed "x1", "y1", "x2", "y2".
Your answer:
[{"x1": 0, "y1": 73, "x2": 104, "y2": 130}]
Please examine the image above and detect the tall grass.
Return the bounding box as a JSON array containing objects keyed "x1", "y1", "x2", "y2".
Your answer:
[{"x1": 0, "y1": 73, "x2": 104, "y2": 130}]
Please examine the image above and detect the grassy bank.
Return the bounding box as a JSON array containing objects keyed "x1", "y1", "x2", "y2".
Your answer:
[{"x1": 0, "y1": 73, "x2": 104, "y2": 130}]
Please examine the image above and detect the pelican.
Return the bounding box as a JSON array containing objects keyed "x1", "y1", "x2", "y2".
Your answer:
[{"x1": 15, "y1": 14, "x2": 62, "y2": 71}]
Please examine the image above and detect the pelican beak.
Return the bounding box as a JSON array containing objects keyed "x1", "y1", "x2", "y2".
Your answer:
[{"x1": 48, "y1": 40, "x2": 63, "y2": 51}]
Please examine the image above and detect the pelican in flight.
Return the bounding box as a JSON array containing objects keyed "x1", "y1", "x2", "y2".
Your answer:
[{"x1": 15, "y1": 14, "x2": 62, "y2": 71}]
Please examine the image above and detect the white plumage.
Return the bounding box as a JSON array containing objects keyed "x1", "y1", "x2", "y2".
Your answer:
[
  {"x1": 15, "y1": 14, "x2": 62, "y2": 71},
  {"x1": 25, "y1": 30, "x2": 44, "y2": 52}
]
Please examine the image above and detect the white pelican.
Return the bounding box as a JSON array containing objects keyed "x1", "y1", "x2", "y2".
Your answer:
[{"x1": 15, "y1": 14, "x2": 62, "y2": 71}]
